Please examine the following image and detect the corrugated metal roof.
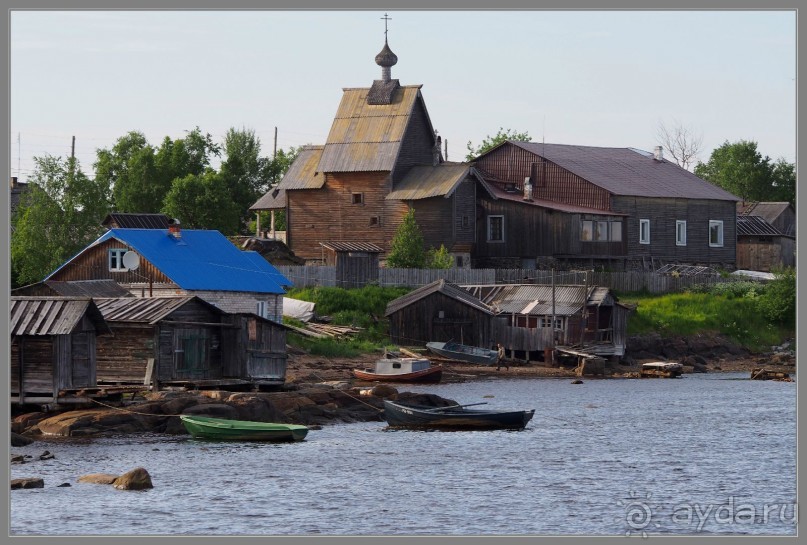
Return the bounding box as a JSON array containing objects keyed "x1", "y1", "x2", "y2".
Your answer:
[
  {"x1": 101, "y1": 213, "x2": 171, "y2": 229},
  {"x1": 737, "y1": 215, "x2": 786, "y2": 237},
  {"x1": 384, "y1": 279, "x2": 494, "y2": 317},
  {"x1": 94, "y1": 296, "x2": 220, "y2": 324},
  {"x1": 318, "y1": 86, "x2": 423, "y2": 173},
  {"x1": 320, "y1": 241, "x2": 385, "y2": 252},
  {"x1": 44, "y1": 280, "x2": 133, "y2": 298},
  {"x1": 47, "y1": 229, "x2": 292, "y2": 293},
  {"x1": 275, "y1": 146, "x2": 325, "y2": 191},
  {"x1": 483, "y1": 181, "x2": 626, "y2": 216},
  {"x1": 461, "y1": 284, "x2": 610, "y2": 316},
  {"x1": 386, "y1": 163, "x2": 471, "y2": 200},
  {"x1": 249, "y1": 187, "x2": 287, "y2": 211},
  {"x1": 10, "y1": 297, "x2": 110, "y2": 335},
  {"x1": 506, "y1": 142, "x2": 740, "y2": 201},
  {"x1": 737, "y1": 201, "x2": 793, "y2": 219}
]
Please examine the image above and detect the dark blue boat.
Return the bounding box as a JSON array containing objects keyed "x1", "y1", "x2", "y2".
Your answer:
[{"x1": 383, "y1": 399, "x2": 535, "y2": 430}]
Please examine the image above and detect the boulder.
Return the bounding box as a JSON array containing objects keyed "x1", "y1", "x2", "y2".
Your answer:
[
  {"x1": 77, "y1": 473, "x2": 119, "y2": 485},
  {"x1": 11, "y1": 478, "x2": 44, "y2": 490},
  {"x1": 37, "y1": 410, "x2": 149, "y2": 437},
  {"x1": 39, "y1": 450, "x2": 54, "y2": 460},
  {"x1": 180, "y1": 403, "x2": 239, "y2": 420},
  {"x1": 11, "y1": 432, "x2": 34, "y2": 447},
  {"x1": 225, "y1": 394, "x2": 287, "y2": 423},
  {"x1": 370, "y1": 384, "x2": 398, "y2": 399},
  {"x1": 11, "y1": 412, "x2": 49, "y2": 434},
  {"x1": 263, "y1": 393, "x2": 316, "y2": 414},
  {"x1": 112, "y1": 467, "x2": 153, "y2": 490}
]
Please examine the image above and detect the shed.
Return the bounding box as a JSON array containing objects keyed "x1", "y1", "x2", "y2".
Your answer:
[
  {"x1": 320, "y1": 241, "x2": 383, "y2": 288},
  {"x1": 385, "y1": 279, "x2": 495, "y2": 348},
  {"x1": 10, "y1": 297, "x2": 111, "y2": 404},
  {"x1": 735, "y1": 215, "x2": 795, "y2": 271}
]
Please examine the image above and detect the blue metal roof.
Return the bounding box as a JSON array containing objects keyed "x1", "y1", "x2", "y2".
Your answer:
[{"x1": 48, "y1": 229, "x2": 292, "y2": 294}]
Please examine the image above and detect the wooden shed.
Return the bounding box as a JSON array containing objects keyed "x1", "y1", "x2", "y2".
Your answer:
[
  {"x1": 10, "y1": 297, "x2": 111, "y2": 404},
  {"x1": 93, "y1": 296, "x2": 289, "y2": 390},
  {"x1": 385, "y1": 279, "x2": 495, "y2": 348},
  {"x1": 320, "y1": 241, "x2": 383, "y2": 289},
  {"x1": 736, "y1": 215, "x2": 796, "y2": 271}
]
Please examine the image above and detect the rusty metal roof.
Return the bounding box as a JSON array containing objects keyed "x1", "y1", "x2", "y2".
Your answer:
[
  {"x1": 318, "y1": 86, "x2": 424, "y2": 173},
  {"x1": 385, "y1": 279, "x2": 494, "y2": 317},
  {"x1": 736, "y1": 215, "x2": 787, "y2": 237},
  {"x1": 506, "y1": 142, "x2": 740, "y2": 201},
  {"x1": 320, "y1": 241, "x2": 385, "y2": 252},
  {"x1": 274, "y1": 145, "x2": 325, "y2": 191},
  {"x1": 10, "y1": 297, "x2": 110, "y2": 336},
  {"x1": 94, "y1": 296, "x2": 224, "y2": 324},
  {"x1": 386, "y1": 162, "x2": 472, "y2": 200},
  {"x1": 461, "y1": 284, "x2": 611, "y2": 315},
  {"x1": 249, "y1": 187, "x2": 287, "y2": 211}
]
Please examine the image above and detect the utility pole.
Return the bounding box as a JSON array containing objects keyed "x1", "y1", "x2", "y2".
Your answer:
[
  {"x1": 17, "y1": 133, "x2": 20, "y2": 176},
  {"x1": 444, "y1": 139, "x2": 448, "y2": 161},
  {"x1": 273, "y1": 126, "x2": 277, "y2": 159},
  {"x1": 69, "y1": 135, "x2": 76, "y2": 181}
]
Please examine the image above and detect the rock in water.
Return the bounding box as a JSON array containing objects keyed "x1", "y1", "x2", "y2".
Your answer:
[
  {"x1": 11, "y1": 478, "x2": 44, "y2": 489},
  {"x1": 11, "y1": 432, "x2": 33, "y2": 447},
  {"x1": 112, "y1": 467, "x2": 153, "y2": 490},
  {"x1": 77, "y1": 473, "x2": 119, "y2": 485}
]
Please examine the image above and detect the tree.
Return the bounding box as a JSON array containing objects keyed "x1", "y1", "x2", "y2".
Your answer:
[
  {"x1": 162, "y1": 171, "x2": 241, "y2": 234},
  {"x1": 11, "y1": 155, "x2": 111, "y2": 286},
  {"x1": 694, "y1": 140, "x2": 776, "y2": 203},
  {"x1": 769, "y1": 158, "x2": 796, "y2": 207},
  {"x1": 385, "y1": 209, "x2": 426, "y2": 268},
  {"x1": 656, "y1": 119, "x2": 703, "y2": 170},
  {"x1": 466, "y1": 128, "x2": 532, "y2": 161},
  {"x1": 219, "y1": 127, "x2": 272, "y2": 230},
  {"x1": 426, "y1": 244, "x2": 453, "y2": 269}
]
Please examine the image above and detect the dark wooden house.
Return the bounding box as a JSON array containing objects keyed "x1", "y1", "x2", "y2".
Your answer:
[
  {"x1": 320, "y1": 241, "x2": 383, "y2": 288},
  {"x1": 473, "y1": 142, "x2": 740, "y2": 270},
  {"x1": 250, "y1": 38, "x2": 477, "y2": 266},
  {"x1": 93, "y1": 296, "x2": 290, "y2": 390},
  {"x1": 735, "y1": 215, "x2": 795, "y2": 271},
  {"x1": 10, "y1": 297, "x2": 111, "y2": 404},
  {"x1": 463, "y1": 284, "x2": 631, "y2": 359},
  {"x1": 385, "y1": 280, "x2": 495, "y2": 348}
]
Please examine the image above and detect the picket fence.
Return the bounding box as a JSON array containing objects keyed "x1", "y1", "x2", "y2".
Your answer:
[{"x1": 276, "y1": 266, "x2": 745, "y2": 294}]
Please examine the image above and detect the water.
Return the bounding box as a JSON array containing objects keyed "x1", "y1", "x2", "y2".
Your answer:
[{"x1": 10, "y1": 373, "x2": 796, "y2": 536}]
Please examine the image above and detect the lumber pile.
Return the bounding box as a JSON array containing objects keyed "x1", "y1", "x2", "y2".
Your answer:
[{"x1": 287, "y1": 323, "x2": 363, "y2": 339}]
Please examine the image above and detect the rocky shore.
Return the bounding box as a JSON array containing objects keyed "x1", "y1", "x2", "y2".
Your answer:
[{"x1": 10, "y1": 333, "x2": 794, "y2": 443}]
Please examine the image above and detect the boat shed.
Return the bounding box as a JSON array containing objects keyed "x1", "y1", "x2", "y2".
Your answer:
[
  {"x1": 320, "y1": 241, "x2": 384, "y2": 289},
  {"x1": 385, "y1": 279, "x2": 495, "y2": 348},
  {"x1": 463, "y1": 283, "x2": 631, "y2": 359},
  {"x1": 93, "y1": 296, "x2": 291, "y2": 390},
  {"x1": 10, "y1": 297, "x2": 111, "y2": 404}
]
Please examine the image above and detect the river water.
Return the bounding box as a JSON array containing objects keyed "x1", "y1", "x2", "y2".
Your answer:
[{"x1": 10, "y1": 372, "x2": 796, "y2": 536}]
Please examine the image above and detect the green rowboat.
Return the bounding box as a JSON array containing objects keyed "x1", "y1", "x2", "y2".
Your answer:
[{"x1": 180, "y1": 415, "x2": 309, "y2": 442}]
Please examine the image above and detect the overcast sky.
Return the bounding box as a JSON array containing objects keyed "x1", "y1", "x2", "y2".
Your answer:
[{"x1": 9, "y1": 10, "x2": 796, "y2": 183}]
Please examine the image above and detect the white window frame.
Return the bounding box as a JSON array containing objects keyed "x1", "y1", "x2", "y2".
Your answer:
[
  {"x1": 487, "y1": 215, "x2": 505, "y2": 242},
  {"x1": 109, "y1": 248, "x2": 127, "y2": 272},
  {"x1": 709, "y1": 220, "x2": 724, "y2": 247},
  {"x1": 639, "y1": 219, "x2": 650, "y2": 245},
  {"x1": 256, "y1": 301, "x2": 267, "y2": 318},
  {"x1": 676, "y1": 220, "x2": 687, "y2": 246}
]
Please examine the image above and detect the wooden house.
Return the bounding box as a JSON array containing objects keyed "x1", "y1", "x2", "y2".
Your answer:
[
  {"x1": 93, "y1": 296, "x2": 290, "y2": 390},
  {"x1": 250, "y1": 38, "x2": 477, "y2": 267},
  {"x1": 320, "y1": 241, "x2": 383, "y2": 288},
  {"x1": 735, "y1": 215, "x2": 795, "y2": 271},
  {"x1": 463, "y1": 283, "x2": 631, "y2": 359},
  {"x1": 10, "y1": 297, "x2": 111, "y2": 404},
  {"x1": 472, "y1": 142, "x2": 740, "y2": 270},
  {"x1": 385, "y1": 280, "x2": 495, "y2": 348},
  {"x1": 737, "y1": 201, "x2": 795, "y2": 237},
  {"x1": 44, "y1": 223, "x2": 291, "y2": 321}
]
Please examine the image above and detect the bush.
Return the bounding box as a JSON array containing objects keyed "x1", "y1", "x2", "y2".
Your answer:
[{"x1": 756, "y1": 268, "x2": 796, "y2": 328}]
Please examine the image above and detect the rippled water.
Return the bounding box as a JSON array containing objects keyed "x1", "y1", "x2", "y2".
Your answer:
[{"x1": 10, "y1": 373, "x2": 796, "y2": 536}]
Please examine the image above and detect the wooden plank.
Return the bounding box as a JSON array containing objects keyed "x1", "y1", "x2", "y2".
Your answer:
[{"x1": 143, "y1": 357, "x2": 155, "y2": 386}]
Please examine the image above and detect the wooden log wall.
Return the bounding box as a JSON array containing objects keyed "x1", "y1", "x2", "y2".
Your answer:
[
  {"x1": 222, "y1": 315, "x2": 288, "y2": 381},
  {"x1": 96, "y1": 325, "x2": 156, "y2": 383},
  {"x1": 47, "y1": 238, "x2": 172, "y2": 284},
  {"x1": 387, "y1": 292, "x2": 492, "y2": 348},
  {"x1": 392, "y1": 94, "x2": 437, "y2": 183},
  {"x1": 10, "y1": 337, "x2": 55, "y2": 396}
]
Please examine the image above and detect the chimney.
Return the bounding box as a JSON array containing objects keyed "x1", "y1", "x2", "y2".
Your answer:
[
  {"x1": 168, "y1": 218, "x2": 182, "y2": 239},
  {"x1": 653, "y1": 146, "x2": 664, "y2": 161},
  {"x1": 523, "y1": 177, "x2": 533, "y2": 201},
  {"x1": 10, "y1": 176, "x2": 17, "y2": 189}
]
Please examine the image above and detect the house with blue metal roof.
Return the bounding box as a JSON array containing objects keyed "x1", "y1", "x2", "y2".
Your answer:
[{"x1": 45, "y1": 222, "x2": 292, "y2": 321}]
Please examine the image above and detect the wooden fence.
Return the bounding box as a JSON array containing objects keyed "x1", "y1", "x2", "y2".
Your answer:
[{"x1": 277, "y1": 266, "x2": 749, "y2": 294}]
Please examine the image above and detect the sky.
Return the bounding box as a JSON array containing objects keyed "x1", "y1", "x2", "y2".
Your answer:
[{"x1": 9, "y1": 10, "x2": 797, "y2": 184}]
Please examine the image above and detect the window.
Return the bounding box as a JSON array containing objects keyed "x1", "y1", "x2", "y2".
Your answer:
[
  {"x1": 456, "y1": 255, "x2": 464, "y2": 267},
  {"x1": 369, "y1": 216, "x2": 379, "y2": 226},
  {"x1": 639, "y1": 219, "x2": 650, "y2": 244},
  {"x1": 256, "y1": 301, "x2": 267, "y2": 318},
  {"x1": 487, "y1": 215, "x2": 505, "y2": 242},
  {"x1": 676, "y1": 220, "x2": 687, "y2": 246},
  {"x1": 580, "y1": 220, "x2": 593, "y2": 241},
  {"x1": 351, "y1": 193, "x2": 364, "y2": 205},
  {"x1": 109, "y1": 248, "x2": 127, "y2": 272},
  {"x1": 539, "y1": 317, "x2": 563, "y2": 329},
  {"x1": 595, "y1": 221, "x2": 609, "y2": 241},
  {"x1": 462, "y1": 215, "x2": 470, "y2": 228},
  {"x1": 610, "y1": 221, "x2": 623, "y2": 242},
  {"x1": 709, "y1": 220, "x2": 724, "y2": 247},
  {"x1": 174, "y1": 330, "x2": 210, "y2": 377}
]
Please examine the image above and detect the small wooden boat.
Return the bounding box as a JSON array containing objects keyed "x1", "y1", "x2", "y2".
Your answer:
[
  {"x1": 383, "y1": 399, "x2": 535, "y2": 430},
  {"x1": 180, "y1": 415, "x2": 309, "y2": 442},
  {"x1": 640, "y1": 362, "x2": 684, "y2": 378},
  {"x1": 353, "y1": 356, "x2": 442, "y2": 383},
  {"x1": 426, "y1": 341, "x2": 499, "y2": 365}
]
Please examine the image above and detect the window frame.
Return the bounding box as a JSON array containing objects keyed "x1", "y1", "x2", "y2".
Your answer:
[
  {"x1": 676, "y1": 220, "x2": 687, "y2": 246},
  {"x1": 108, "y1": 248, "x2": 128, "y2": 272},
  {"x1": 709, "y1": 220, "x2": 724, "y2": 247},
  {"x1": 351, "y1": 192, "x2": 364, "y2": 205},
  {"x1": 487, "y1": 215, "x2": 505, "y2": 242},
  {"x1": 639, "y1": 219, "x2": 650, "y2": 245}
]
